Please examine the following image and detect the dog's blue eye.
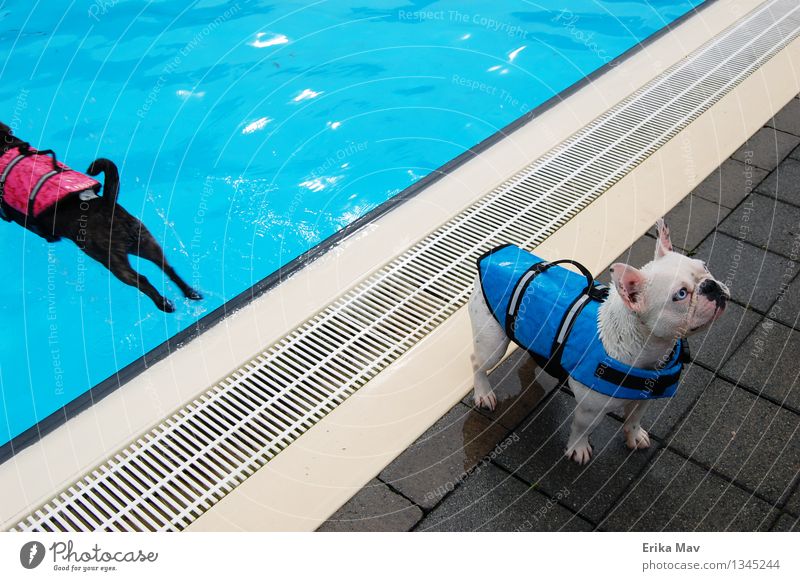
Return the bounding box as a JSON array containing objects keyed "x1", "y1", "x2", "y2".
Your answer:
[{"x1": 673, "y1": 288, "x2": 688, "y2": 301}]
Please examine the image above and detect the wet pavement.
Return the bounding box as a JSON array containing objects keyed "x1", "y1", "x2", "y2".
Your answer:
[{"x1": 319, "y1": 97, "x2": 800, "y2": 532}]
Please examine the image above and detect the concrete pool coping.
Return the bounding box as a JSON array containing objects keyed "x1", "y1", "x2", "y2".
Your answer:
[{"x1": 1, "y1": 0, "x2": 793, "y2": 531}]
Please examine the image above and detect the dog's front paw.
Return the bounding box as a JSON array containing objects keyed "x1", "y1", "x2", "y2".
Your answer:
[
  {"x1": 565, "y1": 440, "x2": 593, "y2": 465},
  {"x1": 158, "y1": 298, "x2": 176, "y2": 313},
  {"x1": 473, "y1": 391, "x2": 497, "y2": 411},
  {"x1": 624, "y1": 426, "x2": 651, "y2": 450}
]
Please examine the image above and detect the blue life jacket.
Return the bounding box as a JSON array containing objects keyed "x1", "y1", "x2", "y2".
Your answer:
[{"x1": 477, "y1": 244, "x2": 688, "y2": 400}]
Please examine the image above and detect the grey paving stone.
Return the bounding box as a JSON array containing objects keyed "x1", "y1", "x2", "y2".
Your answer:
[
  {"x1": 318, "y1": 479, "x2": 423, "y2": 532},
  {"x1": 767, "y1": 99, "x2": 800, "y2": 137},
  {"x1": 640, "y1": 365, "x2": 716, "y2": 441},
  {"x1": 768, "y1": 275, "x2": 800, "y2": 330},
  {"x1": 688, "y1": 301, "x2": 762, "y2": 371},
  {"x1": 731, "y1": 127, "x2": 800, "y2": 172},
  {"x1": 416, "y1": 463, "x2": 592, "y2": 532},
  {"x1": 609, "y1": 365, "x2": 715, "y2": 442},
  {"x1": 601, "y1": 449, "x2": 775, "y2": 531},
  {"x1": 693, "y1": 232, "x2": 795, "y2": 313},
  {"x1": 756, "y1": 157, "x2": 800, "y2": 206},
  {"x1": 493, "y1": 391, "x2": 656, "y2": 523},
  {"x1": 664, "y1": 194, "x2": 732, "y2": 252},
  {"x1": 785, "y1": 480, "x2": 800, "y2": 515},
  {"x1": 379, "y1": 403, "x2": 509, "y2": 509},
  {"x1": 692, "y1": 159, "x2": 769, "y2": 210},
  {"x1": 771, "y1": 513, "x2": 799, "y2": 531},
  {"x1": 597, "y1": 234, "x2": 658, "y2": 285},
  {"x1": 719, "y1": 193, "x2": 800, "y2": 259},
  {"x1": 463, "y1": 349, "x2": 559, "y2": 431},
  {"x1": 721, "y1": 317, "x2": 800, "y2": 411},
  {"x1": 668, "y1": 377, "x2": 800, "y2": 504}
]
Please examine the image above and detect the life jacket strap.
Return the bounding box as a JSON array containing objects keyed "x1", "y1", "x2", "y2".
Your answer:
[
  {"x1": 594, "y1": 340, "x2": 687, "y2": 396},
  {"x1": 594, "y1": 363, "x2": 678, "y2": 396},
  {"x1": 27, "y1": 169, "x2": 60, "y2": 216},
  {"x1": 548, "y1": 286, "x2": 604, "y2": 376},
  {"x1": 25, "y1": 149, "x2": 64, "y2": 217},
  {"x1": 0, "y1": 152, "x2": 27, "y2": 221}
]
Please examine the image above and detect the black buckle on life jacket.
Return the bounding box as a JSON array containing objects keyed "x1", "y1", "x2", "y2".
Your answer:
[
  {"x1": 677, "y1": 339, "x2": 691, "y2": 364},
  {"x1": 588, "y1": 284, "x2": 609, "y2": 301}
]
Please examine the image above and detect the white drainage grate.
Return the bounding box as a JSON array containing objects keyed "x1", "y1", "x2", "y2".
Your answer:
[{"x1": 11, "y1": 0, "x2": 800, "y2": 531}]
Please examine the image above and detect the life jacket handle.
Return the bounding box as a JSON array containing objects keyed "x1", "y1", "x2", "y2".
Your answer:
[
  {"x1": 529, "y1": 259, "x2": 595, "y2": 294},
  {"x1": 33, "y1": 149, "x2": 63, "y2": 172}
]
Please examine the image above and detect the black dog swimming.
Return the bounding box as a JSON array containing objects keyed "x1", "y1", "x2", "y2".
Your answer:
[{"x1": 0, "y1": 121, "x2": 202, "y2": 312}]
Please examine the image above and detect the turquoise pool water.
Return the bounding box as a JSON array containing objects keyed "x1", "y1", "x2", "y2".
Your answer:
[{"x1": 0, "y1": 0, "x2": 703, "y2": 451}]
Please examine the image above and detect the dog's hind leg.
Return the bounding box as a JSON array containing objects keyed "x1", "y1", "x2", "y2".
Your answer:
[
  {"x1": 133, "y1": 229, "x2": 203, "y2": 301},
  {"x1": 468, "y1": 276, "x2": 509, "y2": 411},
  {"x1": 80, "y1": 245, "x2": 176, "y2": 312}
]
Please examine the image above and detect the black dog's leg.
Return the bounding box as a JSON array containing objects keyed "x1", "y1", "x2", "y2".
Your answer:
[
  {"x1": 82, "y1": 246, "x2": 176, "y2": 313},
  {"x1": 134, "y1": 230, "x2": 203, "y2": 301},
  {"x1": 108, "y1": 253, "x2": 175, "y2": 312}
]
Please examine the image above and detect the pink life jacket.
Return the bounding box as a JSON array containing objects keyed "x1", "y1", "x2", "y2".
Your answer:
[{"x1": 0, "y1": 146, "x2": 100, "y2": 218}]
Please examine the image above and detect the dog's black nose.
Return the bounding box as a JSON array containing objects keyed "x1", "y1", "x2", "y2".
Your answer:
[{"x1": 699, "y1": 279, "x2": 727, "y2": 308}]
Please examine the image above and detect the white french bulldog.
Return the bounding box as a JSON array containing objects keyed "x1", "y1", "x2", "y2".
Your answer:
[{"x1": 468, "y1": 219, "x2": 729, "y2": 464}]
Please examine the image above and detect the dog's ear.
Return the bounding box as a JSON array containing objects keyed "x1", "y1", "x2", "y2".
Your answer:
[
  {"x1": 610, "y1": 262, "x2": 647, "y2": 312},
  {"x1": 0, "y1": 121, "x2": 11, "y2": 135},
  {"x1": 654, "y1": 218, "x2": 673, "y2": 259}
]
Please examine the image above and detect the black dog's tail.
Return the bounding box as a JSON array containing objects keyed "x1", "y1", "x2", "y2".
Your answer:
[{"x1": 86, "y1": 158, "x2": 120, "y2": 206}]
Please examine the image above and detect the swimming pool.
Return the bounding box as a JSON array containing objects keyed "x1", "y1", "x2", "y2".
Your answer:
[{"x1": 0, "y1": 0, "x2": 704, "y2": 455}]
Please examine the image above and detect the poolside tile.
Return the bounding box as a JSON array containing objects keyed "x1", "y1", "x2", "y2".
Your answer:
[
  {"x1": 317, "y1": 479, "x2": 422, "y2": 532},
  {"x1": 378, "y1": 403, "x2": 509, "y2": 510},
  {"x1": 607, "y1": 365, "x2": 715, "y2": 443},
  {"x1": 785, "y1": 480, "x2": 800, "y2": 516},
  {"x1": 492, "y1": 391, "x2": 656, "y2": 523},
  {"x1": 731, "y1": 127, "x2": 800, "y2": 172},
  {"x1": 771, "y1": 513, "x2": 800, "y2": 531},
  {"x1": 638, "y1": 365, "x2": 715, "y2": 441},
  {"x1": 463, "y1": 349, "x2": 560, "y2": 432},
  {"x1": 693, "y1": 232, "x2": 795, "y2": 313},
  {"x1": 688, "y1": 301, "x2": 761, "y2": 371},
  {"x1": 663, "y1": 194, "x2": 731, "y2": 251},
  {"x1": 721, "y1": 318, "x2": 800, "y2": 411},
  {"x1": 756, "y1": 157, "x2": 800, "y2": 206},
  {"x1": 766, "y1": 275, "x2": 800, "y2": 330},
  {"x1": 601, "y1": 449, "x2": 774, "y2": 531},
  {"x1": 767, "y1": 99, "x2": 800, "y2": 137},
  {"x1": 691, "y1": 159, "x2": 768, "y2": 210},
  {"x1": 718, "y1": 193, "x2": 800, "y2": 259},
  {"x1": 668, "y1": 377, "x2": 800, "y2": 505},
  {"x1": 416, "y1": 463, "x2": 592, "y2": 532}
]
